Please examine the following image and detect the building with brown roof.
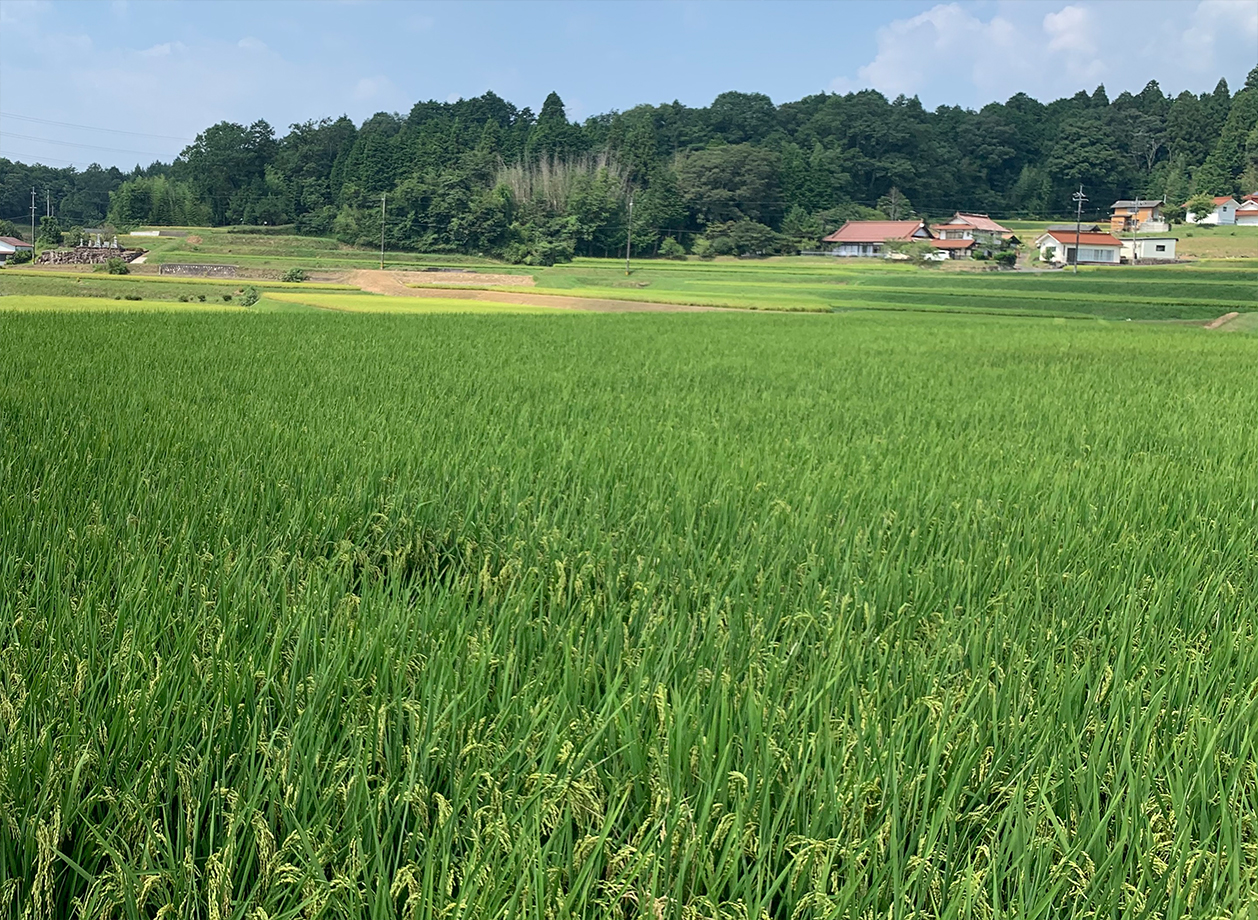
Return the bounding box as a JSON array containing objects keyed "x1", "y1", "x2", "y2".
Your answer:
[
  {"x1": 1109, "y1": 199, "x2": 1167, "y2": 233},
  {"x1": 929, "y1": 212, "x2": 1018, "y2": 258},
  {"x1": 0, "y1": 236, "x2": 33, "y2": 264},
  {"x1": 822, "y1": 220, "x2": 933, "y2": 257},
  {"x1": 1235, "y1": 194, "x2": 1258, "y2": 226}
]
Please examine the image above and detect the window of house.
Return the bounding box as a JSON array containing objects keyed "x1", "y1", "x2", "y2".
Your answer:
[{"x1": 1156, "y1": 244, "x2": 1165, "y2": 252}]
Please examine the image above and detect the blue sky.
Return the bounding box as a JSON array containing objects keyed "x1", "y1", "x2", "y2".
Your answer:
[{"x1": 1, "y1": 0, "x2": 1255, "y2": 170}]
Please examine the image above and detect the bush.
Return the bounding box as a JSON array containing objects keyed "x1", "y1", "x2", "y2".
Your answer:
[
  {"x1": 124, "y1": 294, "x2": 142, "y2": 301},
  {"x1": 197, "y1": 294, "x2": 206, "y2": 302},
  {"x1": 222, "y1": 294, "x2": 233, "y2": 302},
  {"x1": 106, "y1": 257, "x2": 129, "y2": 275},
  {"x1": 659, "y1": 237, "x2": 687, "y2": 260},
  {"x1": 281, "y1": 267, "x2": 308, "y2": 283},
  {"x1": 93, "y1": 263, "x2": 108, "y2": 273},
  {"x1": 7, "y1": 249, "x2": 32, "y2": 265},
  {"x1": 994, "y1": 250, "x2": 1017, "y2": 268},
  {"x1": 692, "y1": 238, "x2": 715, "y2": 260},
  {"x1": 240, "y1": 286, "x2": 260, "y2": 307}
]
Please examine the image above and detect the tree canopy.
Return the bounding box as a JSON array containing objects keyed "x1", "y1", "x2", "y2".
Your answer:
[{"x1": 3, "y1": 68, "x2": 1255, "y2": 262}]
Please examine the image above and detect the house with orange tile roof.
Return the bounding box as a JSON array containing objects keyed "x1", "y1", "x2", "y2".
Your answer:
[
  {"x1": 1186, "y1": 195, "x2": 1240, "y2": 225},
  {"x1": 1235, "y1": 194, "x2": 1258, "y2": 226},
  {"x1": 1032, "y1": 229, "x2": 1124, "y2": 265},
  {"x1": 929, "y1": 212, "x2": 1018, "y2": 258},
  {"x1": 822, "y1": 219, "x2": 933, "y2": 257}
]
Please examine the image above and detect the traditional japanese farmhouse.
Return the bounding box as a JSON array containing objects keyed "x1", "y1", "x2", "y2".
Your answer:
[{"x1": 822, "y1": 220, "x2": 933, "y2": 257}]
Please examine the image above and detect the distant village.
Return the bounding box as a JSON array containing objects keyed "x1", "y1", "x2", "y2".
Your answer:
[{"x1": 821, "y1": 194, "x2": 1258, "y2": 266}]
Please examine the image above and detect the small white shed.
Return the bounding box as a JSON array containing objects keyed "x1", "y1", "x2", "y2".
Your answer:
[{"x1": 1122, "y1": 237, "x2": 1177, "y2": 262}]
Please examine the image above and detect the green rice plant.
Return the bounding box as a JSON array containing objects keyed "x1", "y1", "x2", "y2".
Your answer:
[{"x1": 0, "y1": 310, "x2": 1256, "y2": 918}]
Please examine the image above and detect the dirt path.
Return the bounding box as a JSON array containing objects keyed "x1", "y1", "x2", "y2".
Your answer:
[
  {"x1": 1204, "y1": 311, "x2": 1240, "y2": 330},
  {"x1": 341, "y1": 269, "x2": 733, "y2": 313}
]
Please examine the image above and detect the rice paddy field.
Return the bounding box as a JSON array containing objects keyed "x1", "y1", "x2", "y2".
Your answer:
[{"x1": 2, "y1": 285, "x2": 1257, "y2": 918}]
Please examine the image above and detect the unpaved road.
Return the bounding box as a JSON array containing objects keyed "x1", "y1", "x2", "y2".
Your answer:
[
  {"x1": 341, "y1": 269, "x2": 734, "y2": 313},
  {"x1": 1204, "y1": 311, "x2": 1240, "y2": 330}
]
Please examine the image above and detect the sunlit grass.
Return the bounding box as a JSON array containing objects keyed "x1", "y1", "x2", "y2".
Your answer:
[
  {"x1": 2, "y1": 309, "x2": 1257, "y2": 917},
  {"x1": 0, "y1": 295, "x2": 245, "y2": 312},
  {"x1": 265, "y1": 291, "x2": 570, "y2": 313}
]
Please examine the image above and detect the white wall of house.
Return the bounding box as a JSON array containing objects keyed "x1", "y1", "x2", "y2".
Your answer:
[
  {"x1": 1121, "y1": 238, "x2": 1177, "y2": 261},
  {"x1": 1036, "y1": 236, "x2": 1120, "y2": 265},
  {"x1": 1236, "y1": 207, "x2": 1258, "y2": 226},
  {"x1": 1187, "y1": 200, "x2": 1237, "y2": 225},
  {"x1": 833, "y1": 242, "x2": 882, "y2": 257}
]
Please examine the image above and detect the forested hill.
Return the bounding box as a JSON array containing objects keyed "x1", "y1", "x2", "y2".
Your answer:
[{"x1": 3, "y1": 68, "x2": 1256, "y2": 263}]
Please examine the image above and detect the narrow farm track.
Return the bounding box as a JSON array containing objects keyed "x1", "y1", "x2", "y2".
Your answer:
[
  {"x1": 343, "y1": 269, "x2": 735, "y2": 312},
  {"x1": 1204, "y1": 311, "x2": 1240, "y2": 329}
]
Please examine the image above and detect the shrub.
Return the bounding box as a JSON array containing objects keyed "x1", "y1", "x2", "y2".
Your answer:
[
  {"x1": 177, "y1": 295, "x2": 189, "y2": 302},
  {"x1": 7, "y1": 249, "x2": 33, "y2": 265},
  {"x1": 124, "y1": 293, "x2": 142, "y2": 301},
  {"x1": 281, "y1": 267, "x2": 308, "y2": 283},
  {"x1": 994, "y1": 250, "x2": 1017, "y2": 268},
  {"x1": 692, "y1": 239, "x2": 715, "y2": 260},
  {"x1": 659, "y1": 237, "x2": 687, "y2": 260},
  {"x1": 222, "y1": 294, "x2": 233, "y2": 302},
  {"x1": 240, "y1": 286, "x2": 260, "y2": 307},
  {"x1": 197, "y1": 294, "x2": 206, "y2": 302},
  {"x1": 106, "y1": 257, "x2": 129, "y2": 275}
]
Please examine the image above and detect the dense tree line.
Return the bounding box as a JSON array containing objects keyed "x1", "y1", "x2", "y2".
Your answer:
[{"x1": 3, "y1": 68, "x2": 1255, "y2": 262}]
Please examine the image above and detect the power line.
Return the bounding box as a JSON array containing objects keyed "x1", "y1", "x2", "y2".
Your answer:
[
  {"x1": 0, "y1": 111, "x2": 193, "y2": 142},
  {"x1": 0, "y1": 148, "x2": 86, "y2": 167},
  {"x1": 0, "y1": 132, "x2": 173, "y2": 158}
]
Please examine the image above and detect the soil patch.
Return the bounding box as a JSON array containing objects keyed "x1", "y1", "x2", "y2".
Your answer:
[
  {"x1": 404, "y1": 270, "x2": 534, "y2": 286},
  {"x1": 1204, "y1": 311, "x2": 1240, "y2": 330},
  {"x1": 341, "y1": 270, "x2": 734, "y2": 312}
]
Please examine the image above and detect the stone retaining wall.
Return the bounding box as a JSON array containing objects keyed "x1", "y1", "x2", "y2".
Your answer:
[{"x1": 159, "y1": 263, "x2": 238, "y2": 278}]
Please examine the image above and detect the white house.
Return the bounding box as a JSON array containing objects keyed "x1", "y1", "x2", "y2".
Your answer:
[
  {"x1": 1034, "y1": 229, "x2": 1124, "y2": 265},
  {"x1": 1121, "y1": 237, "x2": 1177, "y2": 262},
  {"x1": 1236, "y1": 195, "x2": 1258, "y2": 226},
  {"x1": 1187, "y1": 196, "x2": 1239, "y2": 225},
  {"x1": 0, "y1": 236, "x2": 34, "y2": 264}
]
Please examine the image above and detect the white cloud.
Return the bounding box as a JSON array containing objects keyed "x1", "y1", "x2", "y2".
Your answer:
[
  {"x1": 853, "y1": 4, "x2": 1028, "y2": 100},
  {"x1": 1043, "y1": 5, "x2": 1095, "y2": 54},
  {"x1": 1182, "y1": 0, "x2": 1258, "y2": 73},
  {"x1": 237, "y1": 36, "x2": 267, "y2": 52},
  {"x1": 353, "y1": 76, "x2": 394, "y2": 101},
  {"x1": 833, "y1": 1, "x2": 1254, "y2": 108},
  {"x1": 139, "y1": 41, "x2": 185, "y2": 58}
]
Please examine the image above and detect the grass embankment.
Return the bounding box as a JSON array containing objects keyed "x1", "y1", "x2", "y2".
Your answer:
[
  {"x1": 0, "y1": 268, "x2": 355, "y2": 304},
  {"x1": 2, "y1": 311, "x2": 1256, "y2": 917},
  {"x1": 115, "y1": 227, "x2": 537, "y2": 274}
]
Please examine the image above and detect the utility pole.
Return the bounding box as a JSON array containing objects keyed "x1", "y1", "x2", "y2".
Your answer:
[
  {"x1": 1071, "y1": 185, "x2": 1087, "y2": 275},
  {"x1": 45, "y1": 189, "x2": 51, "y2": 218},
  {"x1": 30, "y1": 188, "x2": 36, "y2": 245},
  {"x1": 379, "y1": 193, "x2": 386, "y2": 271},
  {"x1": 1128, "y1": 196, "x2": 1139, "y2": 267},
  {"x1": 624, "y1": 193, "x2": 634, "y2": 275}
]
